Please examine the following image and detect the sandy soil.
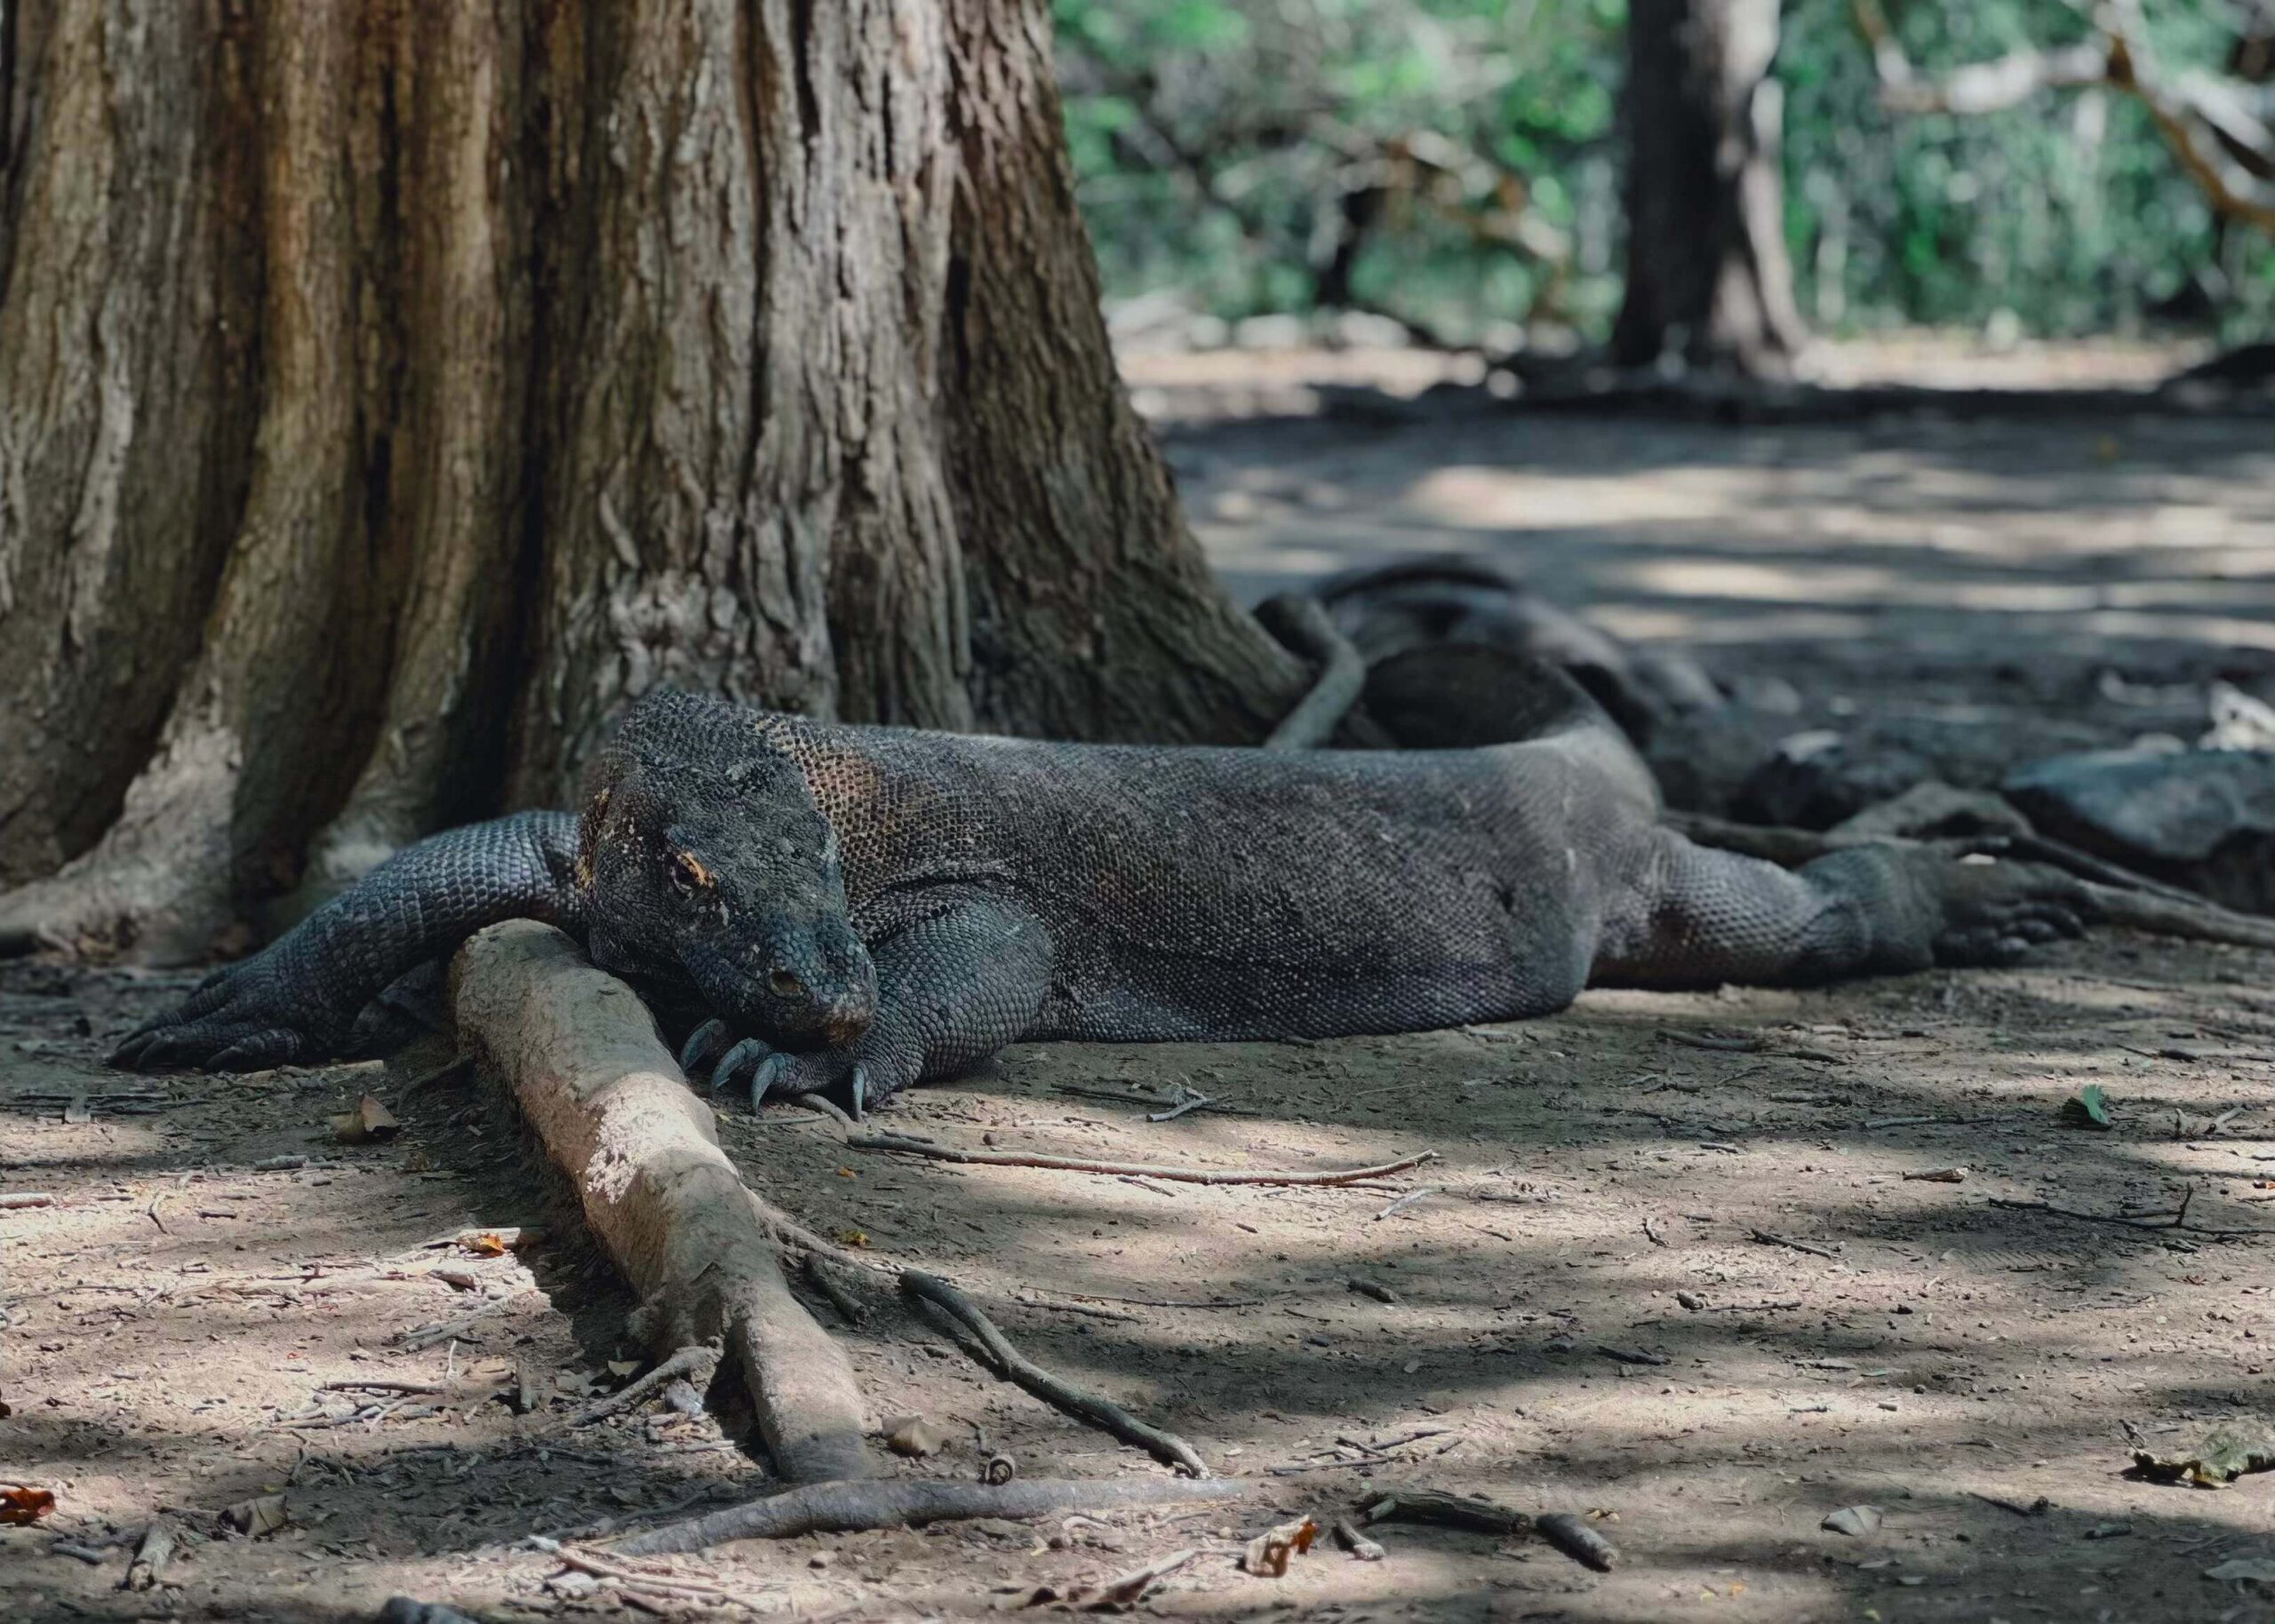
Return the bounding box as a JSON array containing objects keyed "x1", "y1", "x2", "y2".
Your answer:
[{"x1": 6, "y1": 359, "x2": 2275, "y2": 1623}]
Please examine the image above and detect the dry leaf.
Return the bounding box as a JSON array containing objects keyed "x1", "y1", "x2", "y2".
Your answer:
[
  {"x1": 224, "y1": 1493, "x2": 288, "y2": 1535},
  {"x1": 332, "y1": 1095, "x2": 400, "y2": 1144},
  {"x1": 1821, "y1": 1505, "x2": 1880, "y2": 1537},
  {"x1": 833, "y1": 1228, "x2": 870, "y2": 1248},
  {"x1": 607, "y1": 1359, "x2": 641, "y2": 1378},
  {"x1": 461, "y1": 1232, "x2": 508, "y2": 1257},
  {"x1": 883, "y1": 1414, "x2": 952, "y2": 1458},
  {"x1": 431, "y1": 1270, "x2": 480, "y2": 1292},
  {"x1": 0, "y1": 1485, "x2": 56, "y2": 1524},
  {"x1": 1241, "y1": 1516, "x2": 1319, "y2": 1577}
]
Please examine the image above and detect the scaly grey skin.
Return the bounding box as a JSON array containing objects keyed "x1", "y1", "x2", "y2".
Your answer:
[{"x1": 112, "y1": 685, "x2": 2094, "y2": 1111}]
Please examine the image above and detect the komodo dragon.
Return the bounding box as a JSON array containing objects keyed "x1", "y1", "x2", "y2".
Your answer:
[{"x1": 112, "y1": 683, "x2": 2092, "y2": 1110}]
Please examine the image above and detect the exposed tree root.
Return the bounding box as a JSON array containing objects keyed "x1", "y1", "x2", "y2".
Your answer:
[
  {"x1": 613, "y1": 1476, "x2": 1264, "y2": 1556},
  {"x1": 569, "y1": 1344, "x2": 721, "y2": 1428},
  {"x1": 450, "y1": 921, "x2": 874, "y2": 1482},
  {"x1": 1254, "y1": 593, "x2": 1368, "y2": 750},
  {"x1": 900, "y1": 1270, "x2": 1210, "y2": 1477}
]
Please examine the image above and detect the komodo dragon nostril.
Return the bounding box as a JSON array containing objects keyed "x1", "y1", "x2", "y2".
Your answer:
[{"x1": 768, "y1": 967, "x2": 802, "y2": 997}]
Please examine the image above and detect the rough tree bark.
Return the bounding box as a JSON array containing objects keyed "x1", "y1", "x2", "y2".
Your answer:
[
  {"x1": 1613, "y1": 0, "x2": 1808, "y2": 377},
  {"x1": 0, "y1": 0, "x2": 1306, "y2": 963}
]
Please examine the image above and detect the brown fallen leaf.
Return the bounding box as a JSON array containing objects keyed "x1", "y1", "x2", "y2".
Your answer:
[
  {"x1": 332, "y1": 1095, "x2": 400, "y2": 1144},
  {"x1": 1241, "y1": 1516, "x2": 1319, "y2": 1577},
  {"x1": 224, "y1": 1493, "x2": 289, "y2": 1535},
  {"x1": 1, "y1": 1485, "x2": 56, "y2": 1524},
  {"x1": 884, "y1": 1415, "x2": 951, "y2": 1458}
]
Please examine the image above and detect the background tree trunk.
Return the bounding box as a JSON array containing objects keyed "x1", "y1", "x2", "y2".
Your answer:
[
  {"x1": 0, "y1": 0, "x2": 1305, "y2": 963},
  {"x1": 1612, "y1": 0, "x2": 1807, "y2": 376}
]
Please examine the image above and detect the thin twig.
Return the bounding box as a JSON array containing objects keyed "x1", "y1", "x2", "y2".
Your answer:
[
  {"x1": 1052, "y1": 1083, "x2": 1260, "y2": 1118},
  {"x1": 900, "y1": 1270, "x2": 1209, "y2": 1476},
  {"x1": 1752, "y1": 1230, "x2": 1839, "y2": 1259},
  {"x1": 613, "y1": 1477, "x2": 1260, "y2": 1555},
  {"x1": 571, "y1": 1345, "x2": 720, "y2": 1427},
  {"x1": 1990, "y1": 1194, "x2": 2273, "y2": 1238},
  {"x1": 849, "y1": 1133, "x2": 1436, "y2": 1188}
]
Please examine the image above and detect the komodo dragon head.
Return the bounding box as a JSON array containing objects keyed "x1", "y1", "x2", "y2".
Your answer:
[{"x1": 574, "y1": 692, "x2": 877, "y2": 1052}]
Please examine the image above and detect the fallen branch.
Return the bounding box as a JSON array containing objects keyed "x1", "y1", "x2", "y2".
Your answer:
[
  {"x1": 1357, "y1": 1487, "x2": 1618, "y2": 1572},
  {"x1": 1752, "y1": 1229, "x2": 1839, "y2": 1259},
  {"x1": 570, "y1": 1344, "x2": 721, "y2": 1427},
  {"x1": 121, "y1": 1519, "x2": 175, "y2": 1591},
  {"x1": 1989, "y1": 1194, "x2": 2272, "y2": 1239},
  {"x1": 451, "y1": 921, "x2": 873, "y2": 1482},
  {"x1": 900, "y1": 1270, "x2": 1209, "y2": 1477},
  {"x1": 395, "y1": 1291, "x2": 530, "y2": 1351},
  {"x1": 612, "y1": 1476, "x2": 1263, "y2": 1555},
  {"x1": 1052, "y1": 1082, "x2": 1259, "y2": 1118},
  {"x1": 847, "y1": 1133, "x2": 1436, "y2": 1188}
]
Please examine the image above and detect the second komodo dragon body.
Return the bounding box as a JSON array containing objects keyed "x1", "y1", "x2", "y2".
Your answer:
[{"x1": 116, "y1": 685, "x2": 2090, "y2": 1107}]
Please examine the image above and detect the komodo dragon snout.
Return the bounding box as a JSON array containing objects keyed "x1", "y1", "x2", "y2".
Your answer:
[{"x1": 578, "y1": 737, "x2": 877, "y2": 1052}]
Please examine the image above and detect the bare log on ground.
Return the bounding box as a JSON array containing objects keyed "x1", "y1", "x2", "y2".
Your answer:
[
  {"x1": 451, "y1": 920, "x2": 872, "y2": 1482},
  {"x1": 900, "y1": 1270, "x2": 1210, "y2": 1477},
  {"x1": 613, "y1": 1476, "x2": 1264, "y2": 1556}
]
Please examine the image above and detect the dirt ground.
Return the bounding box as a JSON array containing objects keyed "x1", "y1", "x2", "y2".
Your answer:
[{"x1": 7, "y1": 346, "x2": 2275, "y2": 1623}]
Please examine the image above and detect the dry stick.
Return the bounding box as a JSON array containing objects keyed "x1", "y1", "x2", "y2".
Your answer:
[
  {"x1": 1752, "y1": 1230, "x2": 1839, "y2": 1259},
  {"x1": 1989, "y1": 1195, "x2": 2273, "y2": 1239},
  {"x1": 848, "y1": 1133, "x2": 1437, "y2": 1188},
  {"x1": 571, "y1": 1344, "x2": 721, "y2": 1427},
  {"x1": 451, "y1": 920, "x2": 873, "y2": 1483},
  {"x1": 1052, "y1": 1082, "x2": 1259, "y2": 1118},
  {"x1": 396, "y1": 1292, "x2": 530, "y2": 1352},
  {"x1": 121, "y1": 1520, "x2": 176, "y2": 1592},
  {"x1": 801, "y1": 1254, "x2": 868, "y2": 1325},
  {"x1": 0, "y1": 1191, "x2": 57, "y2": 1209},
  {"x1": 613, "y1": 1477, "x2": 1263, "y2": 1556},
  {"x1": 1357, "y1": 1488, "x2": 1618, "y2": 1572},
  {"x1": 900, "y1": 1270, "x2": 1209, "y2": 1477}
]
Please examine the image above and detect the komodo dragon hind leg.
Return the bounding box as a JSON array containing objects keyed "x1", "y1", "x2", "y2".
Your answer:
[
  {"x1": 682, "y1": 888, "x2": 1054, "y2": 1115},
  {"x1": 1594, "y1": 831, "x2": 2095, "y2": 990}
]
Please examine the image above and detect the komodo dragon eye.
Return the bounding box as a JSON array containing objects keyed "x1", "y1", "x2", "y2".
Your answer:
[{"x1": 667, "y1": 852, "x2": 710, "y2": 897}]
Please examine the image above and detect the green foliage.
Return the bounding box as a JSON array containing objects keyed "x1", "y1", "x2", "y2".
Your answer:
[{"x1": 1053, "y1": 0, "x2": 2274, "y2": 343}]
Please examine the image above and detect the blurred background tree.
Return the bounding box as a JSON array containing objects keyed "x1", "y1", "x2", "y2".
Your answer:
[{"x1": 1052, "y1": 0, "x2": 2275, "y2": 354}]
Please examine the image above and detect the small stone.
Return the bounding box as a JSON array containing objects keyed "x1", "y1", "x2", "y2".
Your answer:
[{"x1": 1822, "y1": 1505, "x2": 1881, "y2": 1537}]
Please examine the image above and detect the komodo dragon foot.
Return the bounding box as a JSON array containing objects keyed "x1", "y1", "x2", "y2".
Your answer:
[{"x1": 679, "y1": 1017, "x2": 871, "y2": 1118}]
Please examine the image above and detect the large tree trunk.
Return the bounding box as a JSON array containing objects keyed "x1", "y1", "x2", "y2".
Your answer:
[
  {"x1": 0, "y1": 0, "x2": 1305, "y2": 963},
  {"x1": 1612, "y1": 0, "x2": 1807, "y2": 376}
]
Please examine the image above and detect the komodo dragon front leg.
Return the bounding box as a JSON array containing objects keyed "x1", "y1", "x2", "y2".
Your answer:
[
  {"x1": 679, "y1": 887, "x2": 1055, "y2": 1115},
  {"x1": 1594, "y1": 829, "x2": 2095, "y2": 990},
  {"x1": 110, "y1": 812, "x2": 584, "y2": 1070}
]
